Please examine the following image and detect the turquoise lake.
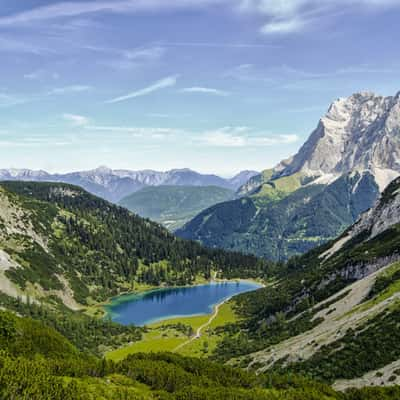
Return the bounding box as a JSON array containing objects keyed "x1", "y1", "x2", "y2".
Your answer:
[{"x1": 106, "y1": 281, "x2": 262, "y2": 326}]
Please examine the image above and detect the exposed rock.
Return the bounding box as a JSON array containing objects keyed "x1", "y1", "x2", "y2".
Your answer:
[{"x1": 275, "y1": 92, "x2": 400, "y2": 191}]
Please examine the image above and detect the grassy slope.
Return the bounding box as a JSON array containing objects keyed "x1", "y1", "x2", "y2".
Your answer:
[
  {"x1": 119, "y1": 185, "x2": 235, "y2": 230},
  {"x1": 107, "y1": 302, "x2": 238, "y2": 362}
]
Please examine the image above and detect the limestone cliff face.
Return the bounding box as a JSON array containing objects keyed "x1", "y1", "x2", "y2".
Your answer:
[{"x1": 275, "y1": 92, "x2": 400, "y2": 191}]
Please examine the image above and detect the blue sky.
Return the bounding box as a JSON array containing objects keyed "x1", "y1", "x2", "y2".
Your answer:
[{"x1": 0, "y1": 0, "x2": 399, "y2": 176}]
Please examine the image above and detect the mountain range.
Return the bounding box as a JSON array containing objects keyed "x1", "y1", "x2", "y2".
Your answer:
[
  {"x1": 2, "y1": 88, "x2": 400, "y2": 395},
  {"x1": 0, "y1": 167, "x2": 258, "y2": 203},
  {"x1": 178, "y1": 91, "x2": 400, "y2": 261},
  {"x1": 119, "y1": 185, "x2": 235, "y2": 230},
  {"x1": 2, "y1": 160, "x2": 400, "y2": 396}
]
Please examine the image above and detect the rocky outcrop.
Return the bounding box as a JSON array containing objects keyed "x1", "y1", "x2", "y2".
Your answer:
[{"x1": 275, "y1": 92, "x2": 400, "y2": 191}]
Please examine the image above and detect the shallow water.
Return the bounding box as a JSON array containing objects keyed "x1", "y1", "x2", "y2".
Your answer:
[{"x1": 105, "y1": 281, "x2": 262, "y2": 326}]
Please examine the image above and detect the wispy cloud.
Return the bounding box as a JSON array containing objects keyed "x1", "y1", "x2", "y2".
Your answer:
[
  {"x1": 124, "y1": 46, "x2": 166, "y2": 62},
  {"x1": 199, "y1": 127, "x2": 299, "y2": 147},
  {"x1": 63, "y1": 113, "x2": 90, "y2": 126},
  {"x1": 0, "y1": 1, "x2": 224, "y2": 26},
  {"x1": 0, "y1": 93, "x2": 29, "y2": 108},
  {"x1": 86, "y1": 125, "x2": 181, "y2": 139},
  {"x1": 106, "y1": 75, "x2": 179, "y2": 104},
  {"x1": 236, "y1": 0, "x2": 400, "y2": 34},
  {"x1": 24, "y1": 70, "x2": 60, "y2": 81},
  {"x1": 181, "y1": 87, "x2": 230, "y2": 96},
  {"x1": 83, "y1": 123, "x2": 299, "y2": 148},
  {"x1": 87, "y1": 45, "x2": 166, "y2": 70},
  {"x1": 48, "y1": 85, "x2": 92, "y2": 95},
  {"x1": 0, "y1": 85, "x2": 92, "y2": 109},
  {"x1": 1, "y1": 0, "x2": 399, "y2": 35},
  {"x1": 225, "y1": 63, "x2": 399, "y2": 89},
  {"x1": 0, "y1": 137, "x2": 72, "y2": 148},
  {"x1": 0, "y1": 36, "x2": 53, "y2": 54},
  {"x1": 260, "y1": 18, "x2": 304, "y2": 34},
  {"x1": 162, "y1": 41, "x2": 278, "y2": 49},
  {"x1": 223, "y1": 64, "x2": 276, "y2": 84}
]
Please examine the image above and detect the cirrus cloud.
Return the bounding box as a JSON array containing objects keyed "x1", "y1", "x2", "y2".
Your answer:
[
  {"x1": 200, "y1": 126, "x2": 299, "y2": 147},
  {"x1": 0, "y1": 0, "x2": 399, "y2": 35},
  {"x1": 106, "y1": 75, "x2": 179, "y2": 103},
  {"x1": 181, "y1": 87, "x2": 230, "y2": 96}
]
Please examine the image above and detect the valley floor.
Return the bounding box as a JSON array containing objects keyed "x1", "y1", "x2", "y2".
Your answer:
[{"x1": 107, "y1": 300, "x2": 239, "y2": 361}]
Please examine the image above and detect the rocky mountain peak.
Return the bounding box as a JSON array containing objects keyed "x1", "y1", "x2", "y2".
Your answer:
[{"x1": 275, "y1": 91, "x2": 400, "y2": 191}]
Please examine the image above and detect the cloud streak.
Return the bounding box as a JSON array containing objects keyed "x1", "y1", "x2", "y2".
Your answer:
[
  {"x1": 200, "y1": 127, "x2": 299, "y2": 147},
  {"x1": 63, "y1": 113, "x2": 90, "y2": 126},
  {"x1": 48, "y1": 85, "x2": 92, "y2": 95},
  {"x1": 0, "y1": 1, "x2": 223, "y2": 26},
  {"x1": 1, "y1": 0, "x2": 399, "y2": 35},
  {"x1": 0, "y1": 93, "x2": 29, "y2": 108},
  {"x1": 106, "y1": 75, "x2": 179, "y2": 103},
  {"x1": 181, "y1": 87, "x2": 230, "y2": 96}
]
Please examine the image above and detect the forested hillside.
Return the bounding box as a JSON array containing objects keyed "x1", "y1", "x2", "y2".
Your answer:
[
  {"x1": 0, "y1": 181, "x2": 270, "y2": 308},
  {"x1": 0, "y1": 309, "x2": 397, "y2": 399},
  {"x1": 119, "y1": 185, "x2": 235, "y2": 230},
  {"x1": 178, "y1": 171, "x2": 379, "y2": 260},
  {"x1": 209, "y1": 177, "x2": 400, "y2": 388}
]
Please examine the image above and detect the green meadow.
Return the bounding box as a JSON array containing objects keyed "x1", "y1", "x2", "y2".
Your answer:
[{"x1": 107, "y1": 302, "x2": 239, "y2": 362}]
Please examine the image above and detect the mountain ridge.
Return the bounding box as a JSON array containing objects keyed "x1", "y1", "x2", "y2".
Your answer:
[
  {"x1": 178, "y1": 91, "x2": 400, "y2": 261},
  {"x1": 0, "y1": 167, "x2": 258, "y2": 203},
  {"x1": 119, "y1": 185, "x2": 235, "y2": 230},
  {"x1": 211, "y1": 176, "x2": 400, "y2": 388}
]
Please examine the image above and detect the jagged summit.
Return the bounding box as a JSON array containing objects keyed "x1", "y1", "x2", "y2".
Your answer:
[{"x1": 275, "y1": 91, "x2": 400, "y2": 190}]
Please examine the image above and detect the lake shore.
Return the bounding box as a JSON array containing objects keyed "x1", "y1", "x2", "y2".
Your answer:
[
  {"x1": 91, "y1": 277, "x2": 264, "y2": 321},
  {"x1": 102, "y1": 279, "x2": 264, "y2": 326}
]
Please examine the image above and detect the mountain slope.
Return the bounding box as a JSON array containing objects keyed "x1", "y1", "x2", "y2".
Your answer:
[
  {"x1": 178, "y1": 91, "x2": 400, "y2": 261},
  {"x1": 0, "y1": 167, "x2": 258, "y2": 203},
  {"x1": 0, "y1": 181, "x2": 268, "y2": 309},
  {"x1": 212, "y1": 176, "x2": 400, "y2": 388},
  {"x1": 178, "y1": 171, "x2": 379, "y2": 260},
  {"x1": 4, "y1": 309, "x2": 391, "y2": 399},
  {"x1": 119, "y1": 185, "x2": 235, "y2": 230}
]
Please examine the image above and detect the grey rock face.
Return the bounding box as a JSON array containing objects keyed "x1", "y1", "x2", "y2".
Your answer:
[{"x1": 275, "y1": 92, "x2": 400, "y2": 191}]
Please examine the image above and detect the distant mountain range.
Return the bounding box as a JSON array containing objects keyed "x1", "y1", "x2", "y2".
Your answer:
[
  {"x1": 119, "y1": 185, "x2": 235, "y2": 230},
  {"x1": 0, "y1": 167, "x2": 258, "y2": 203},
  {"x1": 178, "y1": 91, "x2": 400, "y2": 261}
]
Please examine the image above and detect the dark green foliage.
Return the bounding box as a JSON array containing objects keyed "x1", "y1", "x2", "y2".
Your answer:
[
  {"x1": 0, "y1": 293, "x2": 142, "y2": 356},
  {"x1": 0, "y1": 311, "x2": 397, "y2": 399},
  {"x1": 213, "y1": 179, "x2": 400, "y2": 369},
  {"x1": 0, "y1": 311, "x2": 79, "y2": 360},
  {"x1": 178, "y1": 171, "x2": 379, "y2": 261},
  {"x1": 368, "y1": 268, "x2": 400, "y2": 299},
  {"x1": 344, "y1": 386, "x2": 400, "y2": 400},
  {"x1": 119, "y1": 185, "x2": 235, "y2": 230},
  {"x1": 0, "y1": 181, "x2": 271, "y2": 303},
  {"x1": 285, "y1": 308, "x2": 400, "y2": 382}
]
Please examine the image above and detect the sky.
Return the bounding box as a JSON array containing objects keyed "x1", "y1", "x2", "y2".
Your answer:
[{"x1": 0, "y1": 0, "x2": 399, "y2": 176}]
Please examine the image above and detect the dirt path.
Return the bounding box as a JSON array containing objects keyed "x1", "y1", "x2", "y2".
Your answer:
[{"x1": 173, "y1": 297, "x2": 231, "y2": 352}]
